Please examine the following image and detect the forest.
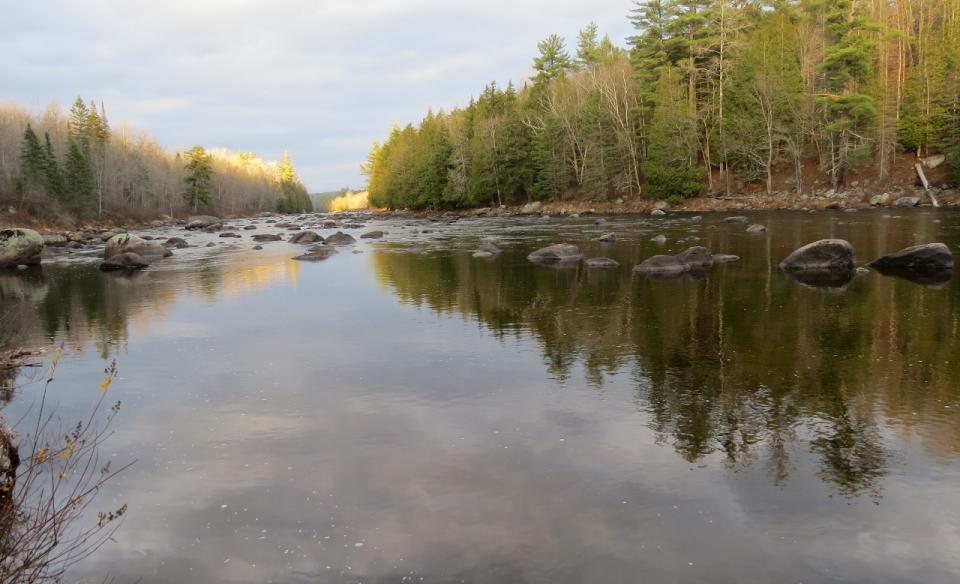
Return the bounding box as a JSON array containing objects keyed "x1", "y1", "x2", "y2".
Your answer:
[
  {"x1": 0, "y1": 97, "x2": 312, "y2": 222},
  {"x1": 365, "y1": 0, "x2": 960, "y2": 209}
]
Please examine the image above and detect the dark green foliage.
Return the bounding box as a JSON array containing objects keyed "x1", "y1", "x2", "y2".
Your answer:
[
  {"x1": 182, "y1": 145, "x2": 213, "y2": 212},
  {"x1": 64, "y1": 139, "x2": 95, "y2": 215}
]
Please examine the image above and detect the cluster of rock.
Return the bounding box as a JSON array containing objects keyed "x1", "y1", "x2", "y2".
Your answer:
[{"x1": 779, "y1": 239, "x2": 953, "y2": 287}]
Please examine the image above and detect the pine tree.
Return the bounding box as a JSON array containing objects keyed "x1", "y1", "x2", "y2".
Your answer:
[
  {"x1": 42, "y1": 132, "x2": 64, "y2": 199},
  {"x1": 64, "y1": 138, "x2": 95, "y2": 216},
  {"x1": 182, "y1": 145, "x2": 213, "y2": 212},
  {"x1": 277, "y1": 151, "x2": 313, "y2": 213},
  {"x1": 642, "y1": 65, "x2": 704, "y2": 199},
  {"x1": 68, "y1": 97, "x2": 89, "y2": 146},
  {"x1": 533, "y1": 35, "x2": 572, "y2": 86}
]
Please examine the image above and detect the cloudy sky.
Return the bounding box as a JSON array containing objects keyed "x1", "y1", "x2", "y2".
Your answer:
[{"x1": 1, "y1": 0, "x2": 636, "y2": 191}]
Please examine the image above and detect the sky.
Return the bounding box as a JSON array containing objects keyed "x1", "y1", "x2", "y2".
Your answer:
[{"x1": 0, "y1": 0, "x2": 636, "y2": 192}]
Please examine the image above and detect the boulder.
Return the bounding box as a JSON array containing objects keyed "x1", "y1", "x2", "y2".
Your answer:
[
  {"x1": 598, "y1": 233, "x2": 618, "y2": 243},
  {"x1": 527, "y1": 244, "x2": 583, "y2": 264},
  {"x1": 650, "y1": 209, "x2": 666, "y2": 216},
  {"x1": 676, "y1": 246, "x2": 714, "y2": 268},
  {"x1": 243, "y1": 225, "x2": 257, "y2": 230},
  {"x1": 778, "y1": 239, "x2": 855, "y2": 273},
  {"x1": 325, "y1": 231, "x2": 357, "y2": 246},
  {"x1": 293, "y1": 245, "x2": 339, "y2": 262},
  {"x1": 219, "y1": 232, "x2": 241, "y2": 238},
  {"x1": 42, "y1": 233, "x2": 69, "y2": 247},
  {"x1": 100, "y1": 252, "x2": 149, "y2": 271},
  {"x1": 650, "y1": 235, "x2": 667, "y2": 244},
  {"x1": 746, "y1": 224, "x2": 767, "y2": 234},
  {"x1": 654, "y1": 201, "x2": 670, "y2": 211},
  {"x1": 164, "y1": 237, "x2": 189, "y2": 249},
  {"x1": 585, "y1": 257, "x2": 619, "y2": 269},
  {"x1": 869, "y1": 243, "x2": 953, "y2": 272},
  {"x1": 185, "y1": 215, "x2": 222, "y2": 230},
  {"x1": 290, "y1": 231, "x2": 323, "y2": 244},
  {"x1": 360, "y1": 230, "x2": 385, "y2": 239},
  {"x1": 520, "y1": 201, "x2": 543, "y2": 214},
  {"x1": 893, "y1": 196, "x2": 920, "y2": 208},
  {"x1": 0, "y1": 228, "x2": 44, "y2": 268},
  {"x1": 104, "y1": 233, "x2": 172, "y2": 259},
  {"x1": 321, "y1": 220, "x2": 338, "y2": 228},
  {"x1": 252, "y1": 234, "x2": 283, "y2": 242},
  {"x1": 633, "y1": 254, "x2": 688, "y2": 276},
  {"x1": 870, "y1": 193, "x2": 890, "y2": 206}
]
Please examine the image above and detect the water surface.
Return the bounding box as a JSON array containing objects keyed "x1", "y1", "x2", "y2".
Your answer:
[{"x1": 2, "y1": 209, "x2": 960, "y2": 583}]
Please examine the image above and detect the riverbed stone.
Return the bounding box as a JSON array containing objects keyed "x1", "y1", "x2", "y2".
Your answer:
[
  {"x1": 0, "y1": 228, "x2": 44, "y2": 268},
  {"x1": 527, "y1": 244, "x2": 583, "y2": 264},
  {"x1": 42, "y1": 233, "x2": 69, "y2": 247},
  {"x1": 100, "y1": 252, "x2": 149, "y2": 271},
  {"x1": 650, "y1": 209, "x2": 666, "y2": 216},
  {"x1": 676, "y1": 246, "x2": 714, "y2": 268},
  {"x1": 252, "y1": 234, "x2": 283, "y2": 242},
  {"x1": 746, "y1": 224, "x2": 767, "y2": 234},
  {"x1": 779, "y1": 239, "x2": 855, "y2": 272},
  {"x1": 598, "y1": 233, "x2": 618, "y2": 243},
  {"x1": 472, "y1": 243, "x2": 502, "y2": 259},
  {"x1": 325, "y1": 231, "x2": 357, "y2": 245},
  {"x1": 164, "y1": 237, "x2": 189, "y2": 249},
  {"x1": 869, "y1": 243, "x2": 953, "y2": 272},
  {"x1": 105, "y1": 233, "x2": 172, "y2": 259},
  {"x1": 634, "y1": 254, "x2": 687, "y2": 275},
  {"x1": 290, "y1": 231, "x2": 323, "y2": 244},
  {"x1": 650, "y1": 234, "x2": 667, "y2": 244},
  {"x1": 185, "y1": 215, "x2": 222, "y2": 230},
  {"x1": 722, "y1": 216, "x2": 750, "y2": 224},
  {"x1": 893, "y1": 196, "x2": 920, "y2": 208},
  {"x1": 360, "y1": 230, "x2": 385, "y2": 239},
  {"x1": 585, "y1": 257, "x2": 619, "y2": 269},
  {"x1": 293, "y1": 244, "x2": 338, "y2": 262}
]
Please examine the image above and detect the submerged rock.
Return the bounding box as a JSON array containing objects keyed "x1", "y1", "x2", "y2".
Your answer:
[
  {"x1": 712, "y1": 254, "x2": 740, "y2": 263},
  {"x1": 100, "y1": 252, "x2": 149, "y2": 271},
  {"x1": 722, "y1": 216, "x2": 750, "y2": 224},
  {"x1": 746, "y1": 224, "x2": 767, "y2": 234},
  {"x1": 164, "y1": 237, "x2": 189, "y2": 249},
  {"x1": 293, "y1": 245, "x2": 338, "y2": 262},
  {"x1": 527, "y1": 244, "x2": 583, "y2": 264},
  {"x1": 105, "y1": 233, "x2": 172, "y2": 259},
  {"x1": 585, "y1": 257, "x2": 619, "y2": 269},
  {"x1": 290, "y1": 231, "x2": 323, "y2": 244},
  {"x1": 473, "y1": 242, "x2": 502, "y2": 258},
  {"x1": 634, "y1": 246, "x2": 719, "y2": 278},
  {"x1": 252, "y1": 234, "x2": 283, "y2": 242},
  {"x1": 598, "y1": 233, "x2": 617, "y2": 243},
  {"x1": 360, "y1": 230, "x2": 385, "y2": 239},
  {"x1": 779, "y1": 239, "x2": 855, "y2": 273},
  {"x1": 0, "y1": 228, "x2": 44, "y2": 268},
  {"x1": 650, "y1": 209, "x2": 666, "y2": 216},
  {"x1": 650, "y1": 234, "x2": 667, "y2": 244}
]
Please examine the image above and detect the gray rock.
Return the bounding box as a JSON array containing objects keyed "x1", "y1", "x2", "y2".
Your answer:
[
  {"x1": 290, "y1": 231, "x2": 323, "y2": 244},
  {"x1": 321, "y1": 220, "x2": 338, "y2": 228},
  {"x1": 473, "y1": 243, "x2": 502, "y2": 258},
  {"x1": 100, "y1": 252, "x2": 149, "y2": 271},
  {"x1": 779, "y1": 239, "x2": 855, "y2": 272},
  {"x1": 633, "y1": 254, "x2": 687, "y2": 276},
  {"x1": 722, "y1": 216, "x2": 750, "y2": 224},
  {"x1": 650, "y1": 209, "x2": 667, "y2": 216},
  {"x1": 0, "y1": 228, "x2": 43, "y2": 268},
  {"x1": 164, "y1": 237, "x2": 189, "y2": 249},
  {"x1": 869, "y1": 243, "x2": 953, "y2": 272},
  {"x1": 360, "y1": 230, "x2": 385, "y2": 239},
  {"x1": 293, "y1": 245, "x2": 339, "y2": 262},
  {"x1": 185, "y1": 215, "x2": 222, "y2": 230},
  {"x1": 527, "y1": 244, "x2": 583, "y2": 264},
  {"x1": 325, "y1": 231, "x2": 357, "y2": 246},
  {"x1": 870, "y1": 193, "x2": 890, "y2": 206},
  {"x1": 42, "y1": 233, "x2": 69, "y2": 247},
  {"x1": 252, "y1": 234, "x2": 282, "y2": 242},
  {"x1": 712, "y1": 254, "x2": 740, "y2": 263},
  {"x1": 650, "y1": 234, "x2": 667, "y2": 244},
  {"x1": 585, "y1": 257, "x2": 619, "y2": 269},
  {"x1": 219, "y1": 232, "x2": 241, "y2": 238},
  {"x1": 105, "y1": 233, "x2": 172, "y2": 259},
  {"x1": 654, "y1": 201, "x2": 670, "y2": 211},
  {"x1": 205, "y1": 242, "x2": 216, "y2": 247},
  {"x1": 676, "y1": 246, "x2": 714, "y2": 268},
  {"x1": 243, "y1": 225, "x2": 257, "y2": 230},
  {"x1": 520, "y1": 201, "x2": 543, "y2": 214},
  {"x1": 598, "y1": 233, "x2": 618, "y2": 243},
  {"x1": 746, "y1": 224, "x2": 767, "y2": 234},
  {"x1": 893, "y1": 196, "x2": 920, "y2": 208}
]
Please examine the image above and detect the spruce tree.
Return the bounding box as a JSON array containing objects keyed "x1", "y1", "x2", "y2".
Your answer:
[
  {"x1": 42, "y1": 132, "x2": 64, "y2": 199},
  {"x1": 182, "y1": 145, "x2": 213, "y2": 212},
  {"x1": 64, "y1": 138, "x2": 95, "y2": 216}
]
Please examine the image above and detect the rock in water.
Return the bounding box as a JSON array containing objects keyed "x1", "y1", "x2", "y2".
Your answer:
[
  {"x1": 598, "y1": 233, "x2": 617, "y2": 243},
  {"x1": 219, "y1": 232, "x2": 241, "y2": 238},
  {"x1": 325, "y1": 231, "x2": 357, "y2": 246},
  {"x1": 289, "y1": 231, "x2": 323, "y2": 244},
  {"x1": 893, "y1": 197, "x2": 920, "y2": 208},
  {"x1": 293, "y1": 245, "x2": 338, "y2": 262},
  {"x1": 650, "y1": 209, "x2": 666, "y2": 216},
  {"x1": 473, "y1": 242, "x2": 502, "y2": 258},
  {"x1": 105, "y1": 233, "x2": 172, "y2": 259},
  {"x1": 164, "y1": 237, "x2": 189, "y2": 249},
  {"x1": 520, "y1": 201, "x2": 543, "y2": 214},
  {"x1": 252, "y1": 234, "x2": 283, "y2": 242},
  {"x1": 676, "y1": 246, "x2": 714, "y2": 268},
  {"x1": 650, "y1": 235, "x2": 667, "y2": 244},
  {"x1": 634, "y1": 255, "x2": 688, "y2": 276},
  {"x1": 746, "y1": 224, "x2": 767, "y2": 234},
  {"x1": 527, "y1": 244, "x2": 583, "y2": 264},
  {"x1": 0, "y1": 228, "x2": 44, "y2": 268},
  {"x1": 42, "y1": 233, "x2": 69, "y2": 247},
  {"x1": 712, "y1": 254, "x2": 740, "y2": 263},
  {"x1": 185, "y1": 215, "x2": 222, "y2": 230},
  {"x1": 722, "y1": 216, "x2": 750, "y2": 224},
  {"x1": 100, "y1": 252, "x2": 149, "y2": 271},
  {"x1": 585, "y1": 257, "x2": 619, "y2": 269},
  {"x1": 869, "y1": 243, "x2": 953, "y2": 272},
  {"x1": 360, "y1": 231, "x2": 385, "y2": 239},
  {"x1": 779, "y1": 239, "x2": 855, "y2": 273}
]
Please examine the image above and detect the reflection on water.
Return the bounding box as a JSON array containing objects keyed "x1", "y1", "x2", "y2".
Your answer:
[{"x1": 2, "y1": 210, "x2": 960, "y2": 583}]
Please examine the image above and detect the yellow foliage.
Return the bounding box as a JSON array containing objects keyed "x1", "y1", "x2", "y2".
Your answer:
[{"x1": 329, "y1": 191, "x2": 369, "y2": 212}]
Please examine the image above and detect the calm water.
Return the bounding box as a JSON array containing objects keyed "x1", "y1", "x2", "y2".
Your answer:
[{"x1": 2, "y1": 209, "x2": 960, "y2": 583}]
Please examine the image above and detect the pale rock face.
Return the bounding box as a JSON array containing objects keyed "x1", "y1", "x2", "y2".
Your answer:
[{"x1": 0, "y1": 228, "x2": 44, "y2": 268}]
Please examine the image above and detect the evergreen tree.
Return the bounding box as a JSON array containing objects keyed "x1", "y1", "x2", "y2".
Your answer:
[
  {"x1": 182, "y1": 145, "x2": 213, "y2": 212},
  {"x1": 64, "y1": 138, "x2": 95, "y2": 215},
  {"x1": 42, "y1": 132, "x2": 64, "y2": 199},
  {"x1": 642, "y1": 65, "x2": 704, "y2": 199},
  {"x1": 533, "y1": 35, "x2": 572, "y2": 86},
  {"x1": 68, "y1": 97, "x2": 89, "y2": 146},
  {"x1": 277, "y1": 151, "x2": 313, "y2": 213}
]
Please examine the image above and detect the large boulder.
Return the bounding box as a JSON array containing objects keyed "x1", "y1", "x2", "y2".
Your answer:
[
  {"x1": 185, "y1": 215, "x2": 222, "y2": 230},
  {"x1": 527, "y1": 244, "x2": 583, "y2": 264},
  {"x1": 869, "y1": 243, "x2": 953, "y2": 273},
  {"x1": 325, "y1": 231, "x2": 357, "y2": 246},
  {"x1": 100, "y1": 252, "x2": 149, "y2": 271},
  {"x1": 676, "y1": 246, "x2": 714, "y2": 268},
  {"x1": 779, "y1": 239, "x2": 855, "y2": 273},
  {"x1": 104, "y1": 233, "x2": 172, "y2": 259},
  {"x1": 633, "y1": 254, "x2": 688, "y2": 276},
  {"x1": 893, "y1": 196, "x2": 920, "y2": 208},
  {"x1": 0, "y1": 228, "x2": 44, "y2": 268},
  {"x1": 290, "y1": 231, "x2": 323, "y2": 244}
]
